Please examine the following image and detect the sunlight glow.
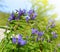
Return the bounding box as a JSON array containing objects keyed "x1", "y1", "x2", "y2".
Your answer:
[{"x1": 49, "y1": 0, "x2": 60, "y2": 20}]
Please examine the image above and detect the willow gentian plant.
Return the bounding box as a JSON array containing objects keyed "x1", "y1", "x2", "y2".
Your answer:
[{"x1": 0, "y1": 9, "x2": 58, "y2": 52}]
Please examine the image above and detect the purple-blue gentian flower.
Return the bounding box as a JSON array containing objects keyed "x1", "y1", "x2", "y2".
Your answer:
[
  {"x1": 47, "y1": 19, "x2": 55, "y2": 28},
  {"x1": 12, "y1": 34, "x2": 26, "y2": 46},
  {"x1": 28, "y1": 9, "x2": 37, "y2": 20},
  {"x1": 28, "y1": 10, "x2": 34, "y2": 16},
  {"x1": 38, "y1": 31, "x2": 44, "y2": 37},
  {"x1": 18, "y1": 34, "x2": 22, "y2": 39},
  {"x1": 51, "y1": 31, "x2": 56, "y2": 35},
  {"x1": 8, "y1": 12, "x2": 15, "y2": 21},
  {"x1": 48, "y1": 19, "x2": 55, "y2": 24},
  {"x1": 32, "y1": 12, "x2": 37, "y2": 20},
  {"x1": 22, "y1": 9, "x2": 26, "y2": 15},
  {"x1": 18, "y1": 9, "x2": 26, "y2": 17},
  {"x1": 12, "y1": 37, "x2": 16, "y2": 43},
  {"x1": 51, "y1": 32, "x2": 58, "y2": 38},
  {"x1": 53, "y1": 34, "x2": 58, "y2": 38},
  {"x1": 18, "y1": 9, "x2": 23, "y2": 16},
  {"x1": 17, "y1": 34, "x2": 26, "y2": 46},
  {"x1": 8, "y1": 18, "x2": 12, "y2": 21},
  {"x1": 20, "y1": 40, "x2": 26, "y2": 46},
  {"x1": 18, "y1": 35, "x2": 22, "y2": 43},
  {"x1": 26, "y1": 16, "x2": 30, "y2": 22},
  {"x1": 32, "y1": 28, "x2": 38, "y2": 34}
]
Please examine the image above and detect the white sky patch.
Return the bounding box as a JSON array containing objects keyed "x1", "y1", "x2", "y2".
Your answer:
[
  {"x1": 49, "y1": 0, "x2": 60, "y2": 20},
  {"x1": 0, "y1": 0, "x2": 31, "y2": 13}
]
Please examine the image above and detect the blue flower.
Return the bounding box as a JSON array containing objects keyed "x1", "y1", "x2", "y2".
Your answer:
[
  {"x1": 12, "y1": 37, "x2": 16, "y2": 43},
  {"x1": 32, "y1": 28, "x2": 38, "y2": 34},
  {"x1": 51, "y1": 32, "x2": 56, "y2": 35},
  {"x1": 11, "y1": 12, "x2": 15, "y2": 17},
  {"x1": 18, "y1": 9, "x2": 23, "y2": 16},
  {"x1": 28, "y1": 10, "x2": 34, "y2": 16},
  {"x1": 32, "y1": 12, "x2": 37, "y2": 20},
  {"x1": 28, "y1": 9, "x2": 37, "y2": 20},
  {"x1": 38, "y1": 31, "x2": 44, "y2": 36},
  {"x1": 53, "y1": 34, "x2": 58, "y2": 38},
  {"x1": 8, "y1": 12, "x2": 15, "y2": 21},
  {"x1": 48, "y1": 19, "x2": 55, "y2": 28},
  {"x1": 51, "y1": 32, "x2": 58, "y2": 38},
  {"x1": 23, "y1": 9, "x2": 26, "y2": 15},
  {"x1": 17, "y1": 34, "x2": 26, "y2": 46},
  {"x1": 20, "y1": 40, "x2": 26, "y2": 46},
  {"x1": 12, "y1": 34, "x2": 26, "y2": 46},
  {"x1": 26, "y1": 16, "x2": 30, "y2": 22},
  {"x1": 8, "y1": 18, "x2": 12, "y2": 21},
  {"x1": 18, "y1": 35, "x2": 22, "y2": 43},
  {"x1": 18, "y1": 9, "x2": 26, "y2": 17},
  {"x1": 18, "y1": 35, "x2": 22, "y2": 39}
]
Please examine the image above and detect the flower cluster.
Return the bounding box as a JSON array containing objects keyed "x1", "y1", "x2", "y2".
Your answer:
[
  {"x1": 8, "y1": 9, "x2": 37, "y2": 22},
  {"x1": 32, "y1": 28, "x2": 44, "y2": 36},
  {"x1": 6, "y1": 9, "x2": 58, "y2": 52},
  {"x1": 47, "y1": 19, "x2": 55, "y2": 28},
  {"x1": 28, "y1": 10, "x2": 37, "y2": 20},
  {"x1": 47, "y1": 19, "x2": 58, "y2": 38},
  {"x1": 12, "y1": 34, "x2": 26, "y2": 46},
  {"x1": 51, "y1": 31, "x2": 58, "y2": 38},
  {"x1": 32, "y1": 28, "x2": 38, "y2": 34},
  {"x1": 31, "y1": 28, "x2": 44, "y2": 41}
]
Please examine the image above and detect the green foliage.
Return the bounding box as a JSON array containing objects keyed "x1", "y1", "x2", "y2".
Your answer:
[{"x1": 0, "y1": 0, "x2": 60, "y2": 52}]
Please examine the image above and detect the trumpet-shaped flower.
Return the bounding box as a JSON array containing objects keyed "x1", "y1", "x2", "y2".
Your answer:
[
  {"x1": 28, "y1": 9, "x2": 37, "y2": 20},
  {"x1": 38, "y1": 31, "x2": 44, "y2": 37},
  {"x1": 32, "y1": 28, "x2": 38, "y2": 34},
  {"x1": 20, "y1": 40, "x2": 26, "y2": 46},
  {"x1": 51, "y1": 32, "x2": 58, "y2": 38},
  {"x1": 26, "y1": 16, "x2": 30, "y2": 22},
  {"x1": 12, "y1": 37, "x2": 16, "y2": 43},
  {"x1": 8, "y1": 12, "x2": 15, "y2": 21}
]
